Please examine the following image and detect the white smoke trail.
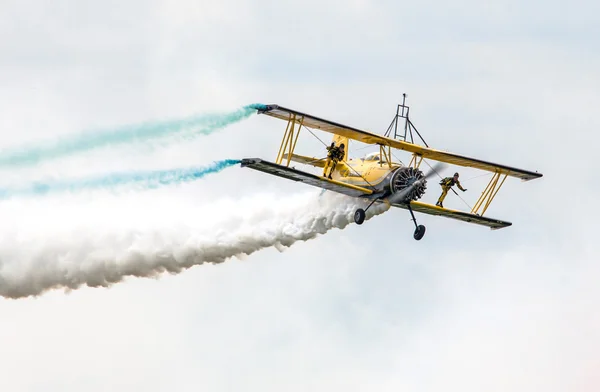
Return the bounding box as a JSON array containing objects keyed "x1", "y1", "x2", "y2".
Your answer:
[{"x1": 0, "y1": 191, "x2": 389, "y2": 299}]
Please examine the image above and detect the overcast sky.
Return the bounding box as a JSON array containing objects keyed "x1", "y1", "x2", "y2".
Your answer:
[{"x1": 0, "y1": 0, "x2": 598, "y2": 391}]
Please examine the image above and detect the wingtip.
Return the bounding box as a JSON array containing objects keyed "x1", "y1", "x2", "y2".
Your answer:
[
  {"x1": 240, "y1": 158, "x2": 262, "y2": 167},
  {"x1": 255, "y1": 104, "x2": 277, "y2": 113}
]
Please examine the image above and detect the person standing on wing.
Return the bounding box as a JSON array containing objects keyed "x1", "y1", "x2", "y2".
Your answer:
[
  {"x1": 323, "y1": 143, "x2": 345, "y2": 179},
  {"x1": 436, "y1": 172, "x2": 467, "y2": 208}
]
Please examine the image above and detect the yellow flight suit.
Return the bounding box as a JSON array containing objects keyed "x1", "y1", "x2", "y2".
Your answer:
[
  {"x1": 323, "y1": 144, "x2": 340, "y2": 178},
  {"x1": 436, "y1": 176, "x2": 466, "y2": 207}
]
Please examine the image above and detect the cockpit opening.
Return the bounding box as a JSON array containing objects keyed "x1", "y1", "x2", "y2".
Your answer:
[{"x1": 363, "y1": 151, "x2": 381, "y2": 161}]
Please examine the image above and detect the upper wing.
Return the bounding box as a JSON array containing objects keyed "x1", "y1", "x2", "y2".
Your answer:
[
  {"x1": 392, "y1": 201, "x2": 511, "y2": 229},
  {"x1": 240, "y1": 158, "x2": 373, "y2": 197},
  {"x1": 258, "y1": 105, "x2": 543, "y2": 181},
  {"x1": 281, "y1": 153, "x2": 326, "y2": 168}
]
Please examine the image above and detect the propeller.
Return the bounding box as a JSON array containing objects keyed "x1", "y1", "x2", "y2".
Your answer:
[{"x1": 387, "y1": 162, "x2": 447, "y2": 204}]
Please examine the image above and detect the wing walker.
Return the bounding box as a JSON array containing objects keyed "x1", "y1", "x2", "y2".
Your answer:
[{"x1": 241, "y1": 95, "x2": 542, "y2": 240}]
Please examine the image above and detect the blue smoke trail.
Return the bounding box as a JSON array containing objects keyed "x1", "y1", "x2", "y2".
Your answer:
[
  {"x1": 0, "y1": 104, "x2": 265, "y2": 168},
  {"x1": 0, "y1": 159, "x2": 241, "y2": 199}
]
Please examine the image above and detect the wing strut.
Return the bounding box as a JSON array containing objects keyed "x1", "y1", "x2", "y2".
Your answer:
[{"x1": 471, "y1": 171, "x2": 508, "y2": 216}]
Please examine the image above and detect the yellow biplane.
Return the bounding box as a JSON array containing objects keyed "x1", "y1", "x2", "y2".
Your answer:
[{"x1": 241, "y1": 96, "x2": 542, "y2": 240}]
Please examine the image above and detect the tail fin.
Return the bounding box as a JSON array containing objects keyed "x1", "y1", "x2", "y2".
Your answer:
[{"x1": 331, "y1": 135, "x2": 348, "y2": 161}]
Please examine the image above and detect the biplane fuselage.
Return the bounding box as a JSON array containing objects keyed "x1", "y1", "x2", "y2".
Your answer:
[
  {"x1": 241, "y1": 101, "x2": 542, "y2": 240},
  {"x1": 291, "y1": 149, "x2": 412, "y2": 196},
  {"x1": 333, "y1": 154, "x2": 400, "y2": 187}
]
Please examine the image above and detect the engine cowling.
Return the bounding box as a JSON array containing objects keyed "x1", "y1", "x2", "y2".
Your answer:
[{"x1": 390, "y1": 167, "x2": 427, "y2": 201}]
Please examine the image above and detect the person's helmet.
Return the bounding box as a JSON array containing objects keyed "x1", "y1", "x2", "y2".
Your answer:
[
  {"x1": 340, "y1": 143, "x2": 345, "y2": 149},
  {"x1": 454, "y1": 172, "x2": 459, "y2": 177}
]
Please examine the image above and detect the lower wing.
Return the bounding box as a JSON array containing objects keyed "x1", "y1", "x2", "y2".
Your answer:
[
  {"x1": 241, "y1": 158, "x2": 372, "y2": 198},
  {"x1": 392, "y1": 201, "x2": 511, "y2": 229},
  {"x1": 241, "y1": 158, "x2": 510, "y2": 229}
]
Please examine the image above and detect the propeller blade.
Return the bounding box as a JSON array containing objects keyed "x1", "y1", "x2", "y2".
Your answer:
[
  {"x1": 388, "y1": 182, "x2": 417, "y2": 204},
  {"x1": 423, "y1": 161, "x2": 447, "y2": 180}
]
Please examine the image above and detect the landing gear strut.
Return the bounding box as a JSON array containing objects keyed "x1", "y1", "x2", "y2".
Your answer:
[
  {"x1": 353, "y1": 198, "x2": 377, "y2": 225},
  {"x1": 407, "y1": 203, "x2": 426, "y2": 241},
  {"x1": 354, "y1": 200, "x2": 426, "y2": 241}
]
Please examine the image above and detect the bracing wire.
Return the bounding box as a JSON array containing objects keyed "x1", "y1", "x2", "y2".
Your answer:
[
  {"x1": 390, "y1": 151, "x2": 405, "y2": 166},
  {"x1": 463, "y1": 172, "x2": 492, "y2": 182},
  {"x1": 303, "y1": 125, "x2": 375, "y2": 188},
  {"x1": 422, "y1": 159, "x2": 473, "y2": 211}
]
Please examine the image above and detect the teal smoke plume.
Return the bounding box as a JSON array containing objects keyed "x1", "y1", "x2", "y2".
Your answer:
[
  {"x1": 0, "y1": 159, "x2": 240, "y2": 198},
  {"x1": 0, "y1": 104, "x2": 265, "y2": 168}
]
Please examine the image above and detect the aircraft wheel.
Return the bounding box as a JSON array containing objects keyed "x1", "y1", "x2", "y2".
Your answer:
[
  {"x1": 354, "y1": 209, "x2": 366, "y2": 225},
  {"x1": 413, "y1": 224, "x2": 426, "y2": 240}
]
